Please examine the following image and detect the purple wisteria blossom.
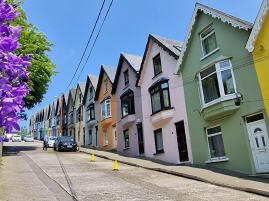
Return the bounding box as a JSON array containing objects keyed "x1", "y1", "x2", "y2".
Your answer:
[{"x1": 0, "y1": 0, "x2": 31, "y2": 133}]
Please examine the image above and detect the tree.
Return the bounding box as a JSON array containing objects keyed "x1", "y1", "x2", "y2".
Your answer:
[
  {"x1": 0, "y1": 0, "x2": 31, "y2": 132},
  {"x1": 8, "y1": 0, "x2": 57, "y2": 109}
]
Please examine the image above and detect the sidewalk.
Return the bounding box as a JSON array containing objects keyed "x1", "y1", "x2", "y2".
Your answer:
[{"x1": 79, "y1": 147, "x2": 269, "y2": 197}]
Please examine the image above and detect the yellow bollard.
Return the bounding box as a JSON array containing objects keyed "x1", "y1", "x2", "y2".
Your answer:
[
  {"x1": 113, "y1": 160, "x2": 119, "y2": 171},
  {"x1": 91, "y1": 154, "x2": 95, "y2": 162}
]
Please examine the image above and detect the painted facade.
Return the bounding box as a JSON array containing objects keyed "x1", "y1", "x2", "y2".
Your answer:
[
  {"x1": 177, "y1": 4, "x2": 269, "y2": 174},
  {"x1": 67, "y1": 88, "x2": 76, "y2": 139},
  {"x1": 83, "y1": 75, "x2": 99, "y2": 148},
  {"x1": 137, "y1": 34, "x2": 193, "y2": 164},
  {"x1": 74, "y1": 83, "x2": 86, "y2": 147},
  {"x1": 55, "y1": 98, "x2": 61, "y2": 136},
  {"x1": 112, "y1": 53, "x2": 143, "y2": 156},
  {"x1": 247, "y1": 0, "x2": 269, "y2": 118},
  {"x1": 52, "y1": 100, "x2": 57, "y2": 137},
  {"x1": 62, "y1": 93, "x2": 69, "y2": 136},
  {"x1": 95, "y1": 65, "x2": 118, "y2": 151}
]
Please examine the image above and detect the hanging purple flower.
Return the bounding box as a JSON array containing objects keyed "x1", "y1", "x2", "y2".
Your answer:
[{"x1": 0, "y1": 0, "x2": 31, "y2": 133}]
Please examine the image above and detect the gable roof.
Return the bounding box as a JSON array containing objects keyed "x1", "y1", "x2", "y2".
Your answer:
[
  {"x1": 246, "y1": 0, "x2": 269, "y2": 52},
  {"x1": 136, "y1": 34, "x2": 183, "y2": 86},
  {"x1": 78, "y1": 82, "x2": 86, "y2": 97},
  {"x1": 63, "y1": 92, "x2": 68, "y2": 104},
  {"x1": 82, "y1": 75, "x2": 99, "y2": 105},
  {"x1": 67, "y1": 88, "x2": 76, "y2": 109},
  {"x1": 112, "y1": 53, "x2": 142, "y2": 94},
  {"x1": 94, "y1": 65, "x2": 117, "y2": 101},
  {"x1": 175, "y1": 3, "x2": 253, "y2": 73}
]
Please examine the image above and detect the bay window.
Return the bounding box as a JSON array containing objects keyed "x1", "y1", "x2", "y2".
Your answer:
[
  {"x1": 101, "y1": 98, "x2": 111, "y2": 120},
  {"x1": 149, "y1": 78, "x2": 171, "y2": 114},
  {"x1": 121, "y1": 90, "x2": 135, "y2": 118},
  {"x1": 206, "y1": 125, "x2": 226, "y2": 160},
  {"x1": 87, "y1": 104, "x2": 95, "y2": 121},
  {"x1": 198, "y1": 60, "x2": 236, "y2": 107}
]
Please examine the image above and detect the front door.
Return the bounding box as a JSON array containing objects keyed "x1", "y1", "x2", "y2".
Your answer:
[
  {"x1": 113, "y1": 126, "x2": 117, "y2": 150},
  {"x1": 246, "y1": 114, "x2": 269, "y2": 173},
  {"x1": 95, "y1": 126, "x2": 98, "y2": 146},
  {"x1": 175, "y1": 121, "x2": 189, "y2": 162},
  {"x1": 89, "y1": 129, "x2": 92, "y2": 146},
  {"x1": 137, "y1": 123, "x2": 144, "y2": 154}
]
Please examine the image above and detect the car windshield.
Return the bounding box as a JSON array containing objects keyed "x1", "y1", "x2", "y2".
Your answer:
[
  {"x1": 59, "y1": 136, "x2": 74, "y2": 142},
  {"x1": 49, "y1": 137, "x2": 56, "y2": 140}
]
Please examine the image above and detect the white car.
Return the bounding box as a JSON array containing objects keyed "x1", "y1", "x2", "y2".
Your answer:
[
  {"x1": 12, "y1": 135, "x2": 21, "y2": 142},
  {"x1": 47, "y1": 137, "x2": 57, "y2": 148},
  {"x1": 24, "y1": 136, "x2": 34, "y2": 142}
]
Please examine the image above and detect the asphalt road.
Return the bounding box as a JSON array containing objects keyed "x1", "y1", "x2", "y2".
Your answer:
[{"x1": 0, "y1": 142, "x2": 268, "y2": 201}]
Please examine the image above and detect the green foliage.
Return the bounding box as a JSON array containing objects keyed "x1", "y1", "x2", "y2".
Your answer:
[{"x1": 9, "y1": 0, "x2": 57, "y2": 109}]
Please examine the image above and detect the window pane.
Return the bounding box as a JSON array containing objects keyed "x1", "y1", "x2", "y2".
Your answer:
[
  {"x1": 101, "y1": 102, "x2": 106, "y2": 119},
  {"x1": 153, "y1": 55, "x2": 162, "y2": 75},
  {"x1": 124, "y1": 130, "x2": 129, "y2": 148},
  {"x1": 207, "y1": 126, "x2": 221, "y2": 135},
  {"x1": 221, "y1": 69, "x2": 235, "y2": 95},
  {"x1": 90, "y1": 107, "x2": 95, "y2": 119},
  {"x1": 129, "y1": 93, "x2": 135, "y2": 114},
  {"x1": 201, "y1": 73, "x2": 220, "y2": 104},
  {"x1": 151, "y1": 92, "x2": 161, "y2": 113},
  {"x1": 121, "y1": 96, "x2": 129, "y2": 117},
  {"x1": 163, "y1": 89, "x2": 170, "y2": 108},
  {"x1": 219, "y1": 60, "x2": 230, "y2": 69},
  {"x1": 200, "y1": 66, "x2": 216, "y2": 79},
  {"x1": 201, "y1": 27, "x2": 214, "y2": 38},
  {"x1": 208, "y1": 135, "x2": 225, "y2": 158},
  {"x1": 155, "y1": 130, "x2": 163, "y2": 151},
  {"x1": 203, "y1": 32, "x2": 217, "y2": 55},
  {"x1": 106, "y1": 100, "x2": 111, "y2": 117},
  {"x1": 161, "y1": 83, "x2": 168, "y2": 89}
]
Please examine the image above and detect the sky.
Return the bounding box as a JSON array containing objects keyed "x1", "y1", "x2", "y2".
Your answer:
[{"x1": 20, "y1": 0, "x2": 263, "y2": 130}]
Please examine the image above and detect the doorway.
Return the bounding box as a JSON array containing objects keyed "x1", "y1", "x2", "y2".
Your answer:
[
  {"x1": 137, "y1": 123, "x2": 144, "y2": 155},
  {"x1": 246, "y1": 113, "x2": 269, "y2": 173},
  {"x1": 175, "y1": 121, "x2": 189, "y2": 162},
  {"x1": 89, "y1": 129, "x2": 92, "y2": 146},
  {"x1": 113, "y1": 126, "x2": 117, "y2": 150}
]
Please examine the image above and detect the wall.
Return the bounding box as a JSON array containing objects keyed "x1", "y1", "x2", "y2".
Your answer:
[
  {"x1": 98, "y1": 73, "x2": 118, "y2": 151},
  {"x1": 115, "y1": 60, "x2": 142, "y2": 156},
  {"x1": 181, "y1": 13, "x2": 267, "y2": 174},
  {"x1": 140, "y1": 40, "x2": 193, "y2": 164},
  {"x1": 253, "y1": 13, "x2": 269, "y2": 119}
]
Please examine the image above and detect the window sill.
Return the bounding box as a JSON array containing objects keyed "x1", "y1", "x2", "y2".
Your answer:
[
  {"x1": 201, "y1": 94, "x2": 239, "y2": 111},
  {"x1": 153, "y1": 150, "x2": 164, "y2": 155},
  {"x1": 123, "y1": 147, "x2": 130, "y2": 150},
  {"x1": 200, "y1": 48, "x2": 220, "y2": 61},
  {"x1": 151, "y1": 107, "x2": 174, "y2": 116},
  {"x1": 152, "y1": 72, "x2": 163, "y2": 80},
  {"x1": 205, "y1": 157, "x2": 229, "y2": 164}
]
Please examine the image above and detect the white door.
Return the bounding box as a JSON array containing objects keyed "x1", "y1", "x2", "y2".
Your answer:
[
  {"x1": 113, "y1": 126, "x2": 117, "y2": 149},
  {"x1": 247, "y1": 119, "x2": 269, "y2": 173}
]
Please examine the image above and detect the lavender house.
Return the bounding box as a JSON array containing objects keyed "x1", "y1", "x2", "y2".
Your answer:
[
  {"x1": 136, "y1": 34, "x2": 193, "y2": 164},
  {"x1": 112, "y1": 53, "x2": 143, "y2": 156}
]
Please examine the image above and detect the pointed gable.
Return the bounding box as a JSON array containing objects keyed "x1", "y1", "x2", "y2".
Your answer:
[
  {"x1": 136, "y1": 34, "x2": 183, "y2": 86},
  {"x1": 95, "y1": 65, "x2": 117, "y2": 101},
  {"x1": 176, "y1": 3, "x2": 253, "y2": 73},
  {"x1": 67, "y1": 88, "x2": 76, "y2": 110},
  {"x1": 112, "y1": 53, "x2": 142, "y2": 94},
  {"x1": 83, "y1": 75, "x2": 99, "y2": 105},
  {"x1": 246, "y1": 0, "x2": 269, "y2": 52}
]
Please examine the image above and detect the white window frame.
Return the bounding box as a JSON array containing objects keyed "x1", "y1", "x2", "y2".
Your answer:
[
  {"x1": 198, "y1": 60, "x2": 237, "y2": 108},
  {"x1": 200, "y1": 26, "x2": 218, "y2": 57},
  {"x1": 101, "y1": 99, "x2": 111, "y2": 120},
  {"x1": 104, "y1": 130, "x2": 108, "y2": 145},
  {"x1": 205, "y1": 125, "x2": 227, "y2": 162}
]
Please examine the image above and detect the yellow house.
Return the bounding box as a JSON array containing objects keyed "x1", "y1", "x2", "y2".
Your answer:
[
  {"x1": 95, "y1": 65, "x2": 118, "y2": 151},
  {"x1": 246, "y1": 0, "x2": 269, "y2": 117}
]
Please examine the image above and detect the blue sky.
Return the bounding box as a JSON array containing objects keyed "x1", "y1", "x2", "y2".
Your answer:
[{"x1": 20, "y1": 0, "x2": 262, "y2": 130}]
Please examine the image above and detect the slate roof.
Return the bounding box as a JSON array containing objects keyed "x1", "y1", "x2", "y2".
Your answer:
[
  {"x1": 111, "y1": 53, "x2": 142, "y2": 94},
  {"x1": 136, "y1": 34, "x2": 183, "y2": 86},
  {"x1": 88, "y1": 75, "x2": 99, "y2": 90},
  {"x1": 82, "y1": 75, "x2": 99, "y2": 105},
  {"x1": 103, "y1": 65, "x2": 117, "y2": 83}
]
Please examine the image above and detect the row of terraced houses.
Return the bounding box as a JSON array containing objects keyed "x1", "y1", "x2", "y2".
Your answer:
[{"x1": 29, "y1": 2, "x2": 269, "y2": 175}]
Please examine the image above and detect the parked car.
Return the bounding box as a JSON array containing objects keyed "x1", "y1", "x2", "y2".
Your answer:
[
  {"x1": 24, "y1": 136, "x2": 34, "y2": 142},
  {"x1": 47, "y1": 137, "x2": 57, "y2": 148},
  {"x1": 12, "y1": 135, "x2": 21, "y2": 142},
  {"x1": 54, "y1": 136, "x2": 77, "y2": 152},
  {"x1": 21, "y1": 134, "x2": 26, "y2": 141}
]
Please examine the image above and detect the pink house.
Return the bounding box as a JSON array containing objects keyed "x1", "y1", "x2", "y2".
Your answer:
[{"x1": 136, "y1": 34, "x2": 193, "y2": 164}]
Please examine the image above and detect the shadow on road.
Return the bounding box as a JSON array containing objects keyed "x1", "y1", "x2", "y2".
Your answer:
[{"x1": 3, "y1": 144, "x2": 38, "y2": 156}]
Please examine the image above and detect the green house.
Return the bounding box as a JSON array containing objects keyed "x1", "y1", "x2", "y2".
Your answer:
[{"x1": 176, "y1": 3, "x2": 269, "y2": 174}]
